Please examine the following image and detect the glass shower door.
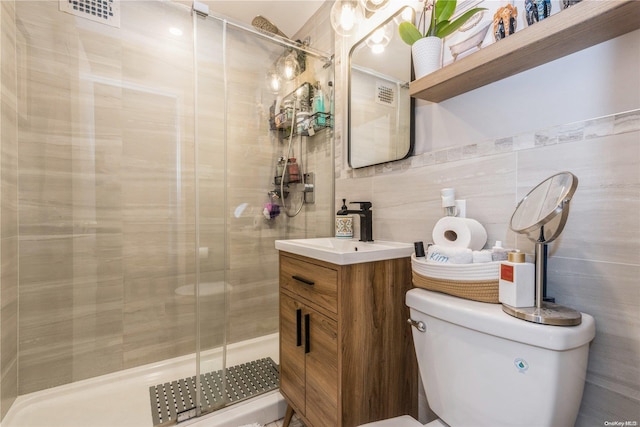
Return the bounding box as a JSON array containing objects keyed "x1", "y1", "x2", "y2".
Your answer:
[
  {"x1": 193, "y1": 11, "x2": 230, "y2": 417},
  {"x1": 194, "y1": 10, "x2": 286, "y2": 417},
  {"x1": 193, "y1": 7, "x2": 334, "y2": 420}
]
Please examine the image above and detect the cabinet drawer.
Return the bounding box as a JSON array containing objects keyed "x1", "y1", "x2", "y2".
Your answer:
[{"x1": 280, "y1": 255, "x2": 338, "y2": 314}]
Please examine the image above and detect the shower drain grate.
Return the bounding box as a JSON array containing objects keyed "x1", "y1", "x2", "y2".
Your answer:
[{"x1": 148, "y1": 357, "x2": 279, "y2": 426}]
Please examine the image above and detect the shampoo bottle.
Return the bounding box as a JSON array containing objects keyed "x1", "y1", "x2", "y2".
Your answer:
[
  {"x1": 313, "y1": 83, "x2": 326, "y2": 127},
  {"x1": 275, "y1": 157, "x2": 285, "y2": 184},
  {"x1": 287, "y1": 158, "x2": 300, "y2": 183},
  {"x1": 499, "y1": 251, "x2": 535, "y2": 307}
]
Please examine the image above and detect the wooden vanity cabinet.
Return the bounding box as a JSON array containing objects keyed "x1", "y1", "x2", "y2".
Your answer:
[{"x1": 279, "y1": 251, "x2": 418, "y2": 427}]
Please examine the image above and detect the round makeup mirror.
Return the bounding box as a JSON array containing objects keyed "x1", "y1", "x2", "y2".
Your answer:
[
  {"x1": 504, "y1": 171, "x2": 582, "y2": 326},
  {"x1": 510, "y1": 171, "x2": 578, "y2": 240}
]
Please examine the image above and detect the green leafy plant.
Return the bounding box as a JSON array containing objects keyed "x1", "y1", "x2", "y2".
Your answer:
[{"x1": 399, "y1": 0, "x2": 486, "y2": 45}]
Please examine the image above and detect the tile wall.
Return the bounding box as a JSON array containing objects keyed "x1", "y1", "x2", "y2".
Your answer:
[
  {"x1": 335, "y1": 16, "x2": 639, "y2": 427},
  {"x1": 1, "y1": 0, "x2": 18, "y2": 420},
  {"x1": 8, "y1": 0, "x2": 333, "y2": 398}
]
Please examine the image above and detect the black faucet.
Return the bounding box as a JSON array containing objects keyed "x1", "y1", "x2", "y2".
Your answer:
[{"x1": 337, "y1": 200, "x2": 373, "y2": 242}]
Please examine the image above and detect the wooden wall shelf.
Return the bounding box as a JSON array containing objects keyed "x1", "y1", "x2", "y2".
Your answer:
[{"x1": 409, "y1": 0, "x2": 640, "y2": 103}]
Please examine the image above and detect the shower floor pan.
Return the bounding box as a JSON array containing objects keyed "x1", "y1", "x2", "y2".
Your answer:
[{"x1": 149, "y1": 357, "x2": 279, "y2": 426}]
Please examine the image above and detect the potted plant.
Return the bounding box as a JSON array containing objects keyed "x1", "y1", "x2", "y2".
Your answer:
[{"x1": 399, "y1": 0, "x2": 486, "y2": 78}]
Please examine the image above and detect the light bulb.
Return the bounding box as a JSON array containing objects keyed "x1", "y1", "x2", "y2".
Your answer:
[
  {"x1": 331, "y1": 0, "x2": 363, "y2": 37},
  {"x1": 276, "y1": 52, "x2": 300, "y2": 81},
  {"x1": 371, "y1": 44, "x2": 385, "y2": 54},
  {"x1": 366, "y1": 22, "x2": 392, "y2": 53},
  {"x1": 268, "y1": 72, "x2": 281, "y2": 93},
  {"x1": 340, "y1": 4, "x2": 356, "y2": 31}
]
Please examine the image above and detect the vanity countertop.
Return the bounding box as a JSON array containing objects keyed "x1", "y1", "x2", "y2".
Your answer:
[{"x1": 275, "y1": 237, "x2": 413, "y2": 265}]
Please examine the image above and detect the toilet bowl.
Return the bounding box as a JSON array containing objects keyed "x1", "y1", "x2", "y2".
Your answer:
[{"x1": 360, "y1": 288, "x2": 595, "y2": 427}]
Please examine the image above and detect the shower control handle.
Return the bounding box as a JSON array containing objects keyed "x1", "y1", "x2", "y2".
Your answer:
[
  {"x1": 296, "y1": 309, "x2": 302, "y2": 347},
  {"x1": 292, "y1": 275, "x2": 314, "y2": 286}
]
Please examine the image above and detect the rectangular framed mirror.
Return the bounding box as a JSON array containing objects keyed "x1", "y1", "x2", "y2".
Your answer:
[{"x1": 348, "y1": 6, "x2": 415, "y2": 169}]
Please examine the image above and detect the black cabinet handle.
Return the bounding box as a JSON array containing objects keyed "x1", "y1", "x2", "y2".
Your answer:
[
  {"x1": 304, "y1": 313, "x2": 310, "y2": 354},
  {"x1": 292, "y1": 275, "x2": 315, "y2": 286},
  {"x1": 296, "y1": 309, "x2": 302, "y2": 347}
]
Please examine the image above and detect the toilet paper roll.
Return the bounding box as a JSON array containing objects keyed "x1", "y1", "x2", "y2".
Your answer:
[{"x1": 432, "y1": 217, "x2": 487, "y2": 251}]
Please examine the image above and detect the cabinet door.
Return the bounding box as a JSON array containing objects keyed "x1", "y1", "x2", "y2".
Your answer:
[
  {"x1": 305, "y1": 306, "x2": 338, "y2": 427},
  {"x1": 280, "y1": 293, "x2": 306, "y2": 414}
]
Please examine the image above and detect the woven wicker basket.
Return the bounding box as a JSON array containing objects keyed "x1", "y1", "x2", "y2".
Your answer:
[{"x1": 412, "y1": 271, "x2": 499, "y2": 304}]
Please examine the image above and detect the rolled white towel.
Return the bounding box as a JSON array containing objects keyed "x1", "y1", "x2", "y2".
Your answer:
[
  {"x1": 427, "y1": 245, "x2": 473, "y2": 264},
  {"x1": 472, "y1": 249, "x2": 493, "y2": 263}
]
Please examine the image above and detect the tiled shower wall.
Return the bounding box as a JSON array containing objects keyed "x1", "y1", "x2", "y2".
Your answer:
[
  {"x1": 11, "y1": 0, "x2": 333, "y2": 396},
  {"x1": 335, "y1": 17, "x2": 639, "y2": 427},
  {"x1": 1, "y1": 0, "x2": 18, "y2": 419}
]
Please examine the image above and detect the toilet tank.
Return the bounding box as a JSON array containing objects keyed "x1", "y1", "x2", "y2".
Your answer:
[{"x1": 406, "y1": 288, "x2": 595, "y2": 427}]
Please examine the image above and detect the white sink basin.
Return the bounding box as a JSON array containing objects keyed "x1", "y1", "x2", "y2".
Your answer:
[{"x1": 275, "y1": 237, "x2": 414, "y2": 265}]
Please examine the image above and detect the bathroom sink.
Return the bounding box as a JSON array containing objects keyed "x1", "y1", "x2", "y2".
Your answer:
[{"x1": 275, "y1": 237, "x2": 414, "y2": 265}]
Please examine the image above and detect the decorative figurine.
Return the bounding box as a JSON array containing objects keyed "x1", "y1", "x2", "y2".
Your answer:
[
  {"x1": 494, "y1": 4, "x2": 517, "y2": 41},
  {"x1": 525, "y1": 0, "x2": 552, "y2": 26}
]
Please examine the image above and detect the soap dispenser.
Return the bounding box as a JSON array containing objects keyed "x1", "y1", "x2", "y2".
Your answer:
[{"x1": 335, "y1": 199, "x2": 353, "y2": 238}]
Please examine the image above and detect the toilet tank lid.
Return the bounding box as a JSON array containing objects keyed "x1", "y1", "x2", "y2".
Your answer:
[{"x1": 406, "y1": 288, "x2": 595, "y2": 351}]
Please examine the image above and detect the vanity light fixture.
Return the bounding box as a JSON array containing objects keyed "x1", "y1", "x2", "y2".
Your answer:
[{"x1": 330, "y1": 0, "x2": 364, "y2": 37}]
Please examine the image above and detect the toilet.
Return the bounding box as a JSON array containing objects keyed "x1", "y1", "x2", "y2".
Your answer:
[{"x1": 361, "y1": 288, "x2": 596, "y2": 427}]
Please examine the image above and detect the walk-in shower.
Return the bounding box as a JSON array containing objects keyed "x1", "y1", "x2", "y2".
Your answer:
[{"x1": 1, "y1": 1, "x2": 333, "y2": 425}]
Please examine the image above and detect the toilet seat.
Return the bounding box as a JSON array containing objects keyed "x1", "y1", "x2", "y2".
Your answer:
[{"x1": 358, "y1": 415, "x2": 448, "y2": 427}]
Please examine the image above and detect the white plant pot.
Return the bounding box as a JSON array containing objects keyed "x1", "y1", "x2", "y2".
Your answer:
[{"x1": 412, "y1": 36, "x2": 443, "y2": 79}]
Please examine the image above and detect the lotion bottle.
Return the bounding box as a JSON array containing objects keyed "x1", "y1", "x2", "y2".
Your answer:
[{"x1": 499, "y1": 251, "x2": 535, "y2": 307}]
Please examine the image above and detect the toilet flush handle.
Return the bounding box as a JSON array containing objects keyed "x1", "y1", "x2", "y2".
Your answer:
[{"x1": 407, "y1": 318, "x2": 426, "y2": 332}]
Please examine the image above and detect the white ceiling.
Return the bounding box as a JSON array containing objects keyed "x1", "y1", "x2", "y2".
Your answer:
[{"x1": 206, "y1": 1, "x2": 328, "y2": 39}]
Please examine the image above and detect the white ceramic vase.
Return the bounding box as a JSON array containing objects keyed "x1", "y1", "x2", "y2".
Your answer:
[{"x1": 412, "y1": 36, "x2": 443, "y2": 79}]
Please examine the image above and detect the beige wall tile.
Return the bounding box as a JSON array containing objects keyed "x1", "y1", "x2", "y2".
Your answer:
[
  {"x1": 335, "y1": 24, "x2": 640, "y2": 424},
  {"x1": 1, "y1": 0, "x2": 19, "y2": 418},
  {"x1": 12, "y1": 0, "x2": 334, "y2": 397}
]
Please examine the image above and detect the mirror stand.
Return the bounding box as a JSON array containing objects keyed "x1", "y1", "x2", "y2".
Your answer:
[
  {"x1": 503, "y1": 228, "x2": 583, "y2": 326},
  {"x1": 505, "y1": 172, "x2": 583, "y2": 326}
]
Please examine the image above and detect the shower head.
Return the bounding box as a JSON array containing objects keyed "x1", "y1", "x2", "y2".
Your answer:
[{"x1": 251, "y1": 15, "x2": 288, "y2": 39}]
